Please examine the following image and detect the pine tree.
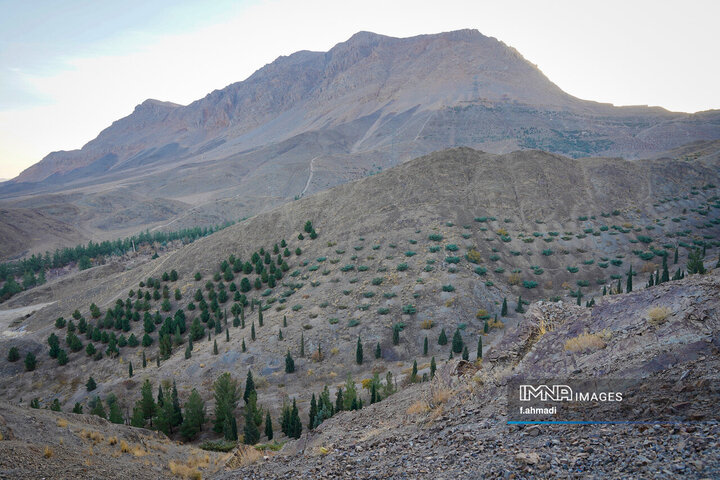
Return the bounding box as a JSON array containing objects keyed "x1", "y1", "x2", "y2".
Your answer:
[
  {"x1": 375, "y1": 342, "x2": 381, "y2": 359},
  {"x1": 264, "y1": 411, "x2": 273, "y2": 440},
  {"x1": 24, "y1": 352, "x2": 37, "y2": 371},
  {"x1": 108, "y1": 396, "x2": 124, "y2": 424},
  {"x1": 226, "y1": 326, "x2": 230, "y2": 342},
  {"x1": 484, "y1": 320, "x2": 489, "y2": 333},
  {"x1": 86, "y1": 376, "x2": 97, "y2": 392},
  {"x1": 477, "y1": 336, "x2": 482, "y2": 360},
  {"x1": 130, "y1": 403, "x2": 145, "y2": 428},
  {"x1": 278, "y1": 329, "x2": 283, "y2": 340},
  {"x1": 242, "y1": 338, "x2": 247, "y2": 352},
  {"x1": 626, "y1": 265, "x2": 633, "y2": 293},
  {"x1": 157, "y1": 384, "x2": 165, "y2": 408},
  {"x1": 179, "y1": 389, "x2": 206, "y2": 440},
  {"x1": 687, "y1": 248, "x2": 706, "y2": 274},
  {"x1": 50, "y1": 398, "x2": 61, "y2": 412},
  {"x1": 462, "y1": 345, "x2": 469, "y2": 360},
  {"x1": 308, "y1": 393, "x2": 317, "y2": 429},
  {"x1": 72, "y1": 402, "x2": 83, "y2": 414},
  {"x1": 154, "y1": 396, "x2": 176, "y2": 435},
  {"x1": 515, "y1": 296, "x2": 524, "y2": 313},
  {"x1": 283, "y1": 315, "x2": 287, "y2": 327},
  {"x1": 289, "y1": 399, "x2": 302, "y2": 439},
  {"x1": 410, "y1": 360, "x2": 418, "y2": 383},
  {"x1": 674, "y1": 247, "x2": 679, "y2": 265},
  {"x1": 243, "y1": 371, "x2": 256, "y2": 405},
  {"x1": 142, "y1": 351, "x2": 147, "y2": 368},
  {"x1": 356, "y1": 336, "x2": 363, "y2": 365},
  {"x1": 423, "y1": 336, "x2": 428, "y2": 355},
  {"x1": 7, "y1": 347, "x2": 19, "y2": 362},
  {"x1": 392, "y1": 325, "x2": 400, "y2": 345},
  {"x1": 285, "y1": 351, "x2": 295, "y2": 373},
  {"x1": 140, "y1": 379, "x2": 156, "y2": 424},
  {"x1": 300, "y1": 332, "x2": 305, "y2": 357},
  {"x1": 616, "y1": 278, "x2": 622, "y2": 294},
  {"x1": 90, "y1": 397, "x2": 106, "y2": 419},
  {"x1": 576, "y1": 287, "x2": 582, "y2": 306},
  {"x1": 213, "y1": 373, "x2": 239, "y2": 434},
  {"x1": 128, "y1": 361, "x2": 133, "y2": 377},
  {"x1": 452, "y1": 329, "x2": 463, "y2": 353},
  {"x1": 251, "y1": 322, "x2": 256, "y2": 341},
  {"x1": 258, "y1": 308, "x2": 263, "y2": 327},
  {"x1": 438, "y1": 328, "x2": 447, "y2": 345},
  {"x1": 430, "y1": 356, "x2": 437, "y2": 379},
  {"x1": 213, "y1": 339, "x2": 219, "y2": 355},
  {"x1": 501, "y1": 297, "x2": 508, "y2": 316},
  {"x1": 335, "y1": 388, "x2": 344, "y2": 412}
]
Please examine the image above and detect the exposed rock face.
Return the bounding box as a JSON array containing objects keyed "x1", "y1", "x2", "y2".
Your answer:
[{"x1": 2, "y1": 30, "x2": 719, "y2": 258}]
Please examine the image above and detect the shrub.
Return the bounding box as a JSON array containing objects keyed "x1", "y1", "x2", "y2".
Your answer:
[
  {"x1": 648, "y1": 307, "x2": 671, "y2": 325},
  {"x1": 522, "y1": 281, "x2": 538, "y2": 289},
  {"x1": 564, "y1": 330, "x2": 610, "y2": 353},
  {"x1": 348, "y1": 319, "x2": 360, "y2": 327},
  {"x1": 396, "y1": 263, "x2": 409, "y2": 271},
  {"x1": 567, "y1": 266, "x2": 579, "y2": 273},
  {"x1": 445, "y1": 244, "x2": 459, "y2": 252},
  {"x1": 542, "y1": 249, "x2": 553, "y2": 256},
  {"x1": 428, "y1": 234, "x2": 443, "y2": 241},
  {"x1": 441, "y1": 284, "x2": 455, "y2": 292},
  {"x1": 371, "y1": 277, "x2": 383, "y2": 286},
  {"x1": 402, "y1": 304, "x2": 416, "y2": 315},
  {"x1": 445, "y1": 256, "x2": 460, "y2": 264},
  {"x1": 377, "y1": 308, "x2": 390, "y2": 315},
  {"x1": 474, "y1": 267, "x2": 487, "y2": 276},
  {"x1": 405, "y1": 251, "x2": 416, "y2": 257}
]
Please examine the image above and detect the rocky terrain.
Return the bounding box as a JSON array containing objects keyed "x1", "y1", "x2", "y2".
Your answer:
[
  {"x1": 218, "y1": 271, "x2": 720, "y2": 479},
  {"x1": 2, "y1": 29, "x2": 719, "y2": 258},
  {"x1": 0, "y1": 146, "x2": 718, "y2": 478}
]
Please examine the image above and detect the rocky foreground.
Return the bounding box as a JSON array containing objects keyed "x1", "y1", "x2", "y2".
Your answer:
[{"x1": 218, "y1": 271, "x2": 720, "y2": 479}]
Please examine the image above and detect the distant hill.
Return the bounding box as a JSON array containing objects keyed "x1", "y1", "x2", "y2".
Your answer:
[{"x1": 2, "y1": 29, "x2": 719, "y2": 259}]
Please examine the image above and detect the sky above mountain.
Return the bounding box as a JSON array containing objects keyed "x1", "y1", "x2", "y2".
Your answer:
[{"x1": 0, "y1": 0, "x2": 718, "y2": 179}]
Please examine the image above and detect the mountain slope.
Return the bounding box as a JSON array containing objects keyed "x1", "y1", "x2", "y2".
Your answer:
[{"x1": 2, "y1": 30, "x2": 719, "y2": 259}]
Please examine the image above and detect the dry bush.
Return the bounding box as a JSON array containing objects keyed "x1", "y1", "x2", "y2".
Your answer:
[
  {"x1": 168, "y1": 460, "x2": 201, "y2": 480},
  {"x1": 508, "y1": 273, "x2": 521, "y2": 285},
  {"x1": 475, "y1": 309, "x2": 489, "y2": 320},
  {"x1": 543, "y1": 280, "x2": 553, "y2": 290},
  {"x1": 108, "y1": 436, "x2": 118, "y2": 446},
  {"x1": 311, "y1": 349, "x2": 324, "y2": 362},
  {"x1": 561, "y1": 281, "x2": 570, "y2": 290},
  {"x1": 120, "y1": 440, "x2": 130, "y2": 453},
  {"x1": 488, "y1": 318, "x2": 505, "y2": 329},
  {"x1": 420, "y1": 319, "x2": 433, "y2": 329},
  {"x1": 648, "y1": 307, "x2": 671, "y2": 325},
  {"x1": 43, "y1": 446, "x2": 53, "y2": 458},
  {"x1": 641, "y1": 262, "x2": 659, "y2": 273},
  {"x1": 497, "y1": 228, "x2": 508, "y2": 236},
  {"x1": 131, "y1": 444, "x2": 147, "y2": 457},
  {"x1": 226, "y1": 444, "x2": 263, "y2": 469},
  {"x1": 431, "y1": 388, "x2": 452, "y2": 406},
  {"x1": 406, "y1": 400, "x2": 430, "y2": 414},
  {"x1": 56, "y1": 418, "x2": 68, "y2": 428},
  {"x1": 467, "y1": 249, "x2": 482, "y2": 263},
  {"x1": 444, "y1": 298, "x2": 455, "y2": 307},
  {"x1": 564, "y1": 329, "x2": 611, "y2": 353},
  {"x1": 330, "y1": 347, "x2": 339, "y2": 355},
  {"x1": 186, "y1": 452, "x2": 210, "y2": 469}
]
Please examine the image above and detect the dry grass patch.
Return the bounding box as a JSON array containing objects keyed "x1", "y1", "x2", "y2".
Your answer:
[
  {"x1": 56, "y1": 418, "x2": 68, "y2": 428},
  {"x1": 431, "y1": 388, "x2": 452, "y2": 406},
  {"x1": 108, "y1": 436, "x2": 118, "y2": 446},
  {"x1": 168, "y1": 460, "x2": 202, "y2": 479},
  {"x1": 648, "y1": 307, "x2": 671, "y2": 325},
  {"x1": 406, "y1": 400, "x2": 430, "y2": 414},
  {"x1": 226, "y1": 444, "x2": 263, "y2": 468},
  {"x1": 120, "y1": 440, "x2": 130, "y2": 453},
  {"x1": 564, "y1": 329, "x2": 611, "y2": 353},
  {"x1": 43, "y1": 446, "x2": 53, "y2": 458}
]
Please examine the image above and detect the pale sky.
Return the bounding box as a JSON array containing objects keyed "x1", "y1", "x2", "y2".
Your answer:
[{"x1": 0, "y1": 0, "x2": 718, "y2": 180}]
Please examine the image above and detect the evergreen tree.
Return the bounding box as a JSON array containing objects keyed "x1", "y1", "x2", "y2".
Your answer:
[
  {"x1": 140, "y1": 379, "x2": 156, "y2": 424},
  {"x1": 343, "y1": 374, "x2": 357, "y2": 411},
  {"x1": 171, "y1": 381, "x2": 183, "y2": 428},
  {"x1": 674, "y1": 247, "x2": 679, "y2": 265},
  {"x1": 278, "y1": 329, "x2": 283, "y2": 340},
  {"x1": 264, "y1": 411, "x2": 273, "y2": 440},
  {"x1": 154, "y1": 396, "x2": 176, "y2": 435},
  {"x1": 179, "y1": 389, "x2": 206, "y2": 440},
  {"x1": 288, "y1": 399, "x2": 302, "y2": 439},
  {"x1": 24, "y1": 352, "x2": 37, "y2": 371},
  {"x1": 213, "y1": 339, "x2": 219, "y2": 355},
  {"x1": 410, "y1": 360, "x2": 418, "y2": 383},
  {"x1": 335, "y1": 388, "x2": 344, "y2": 412},
  {"x1": 226, "y1": 326, "x2": 230, "y2": 342},
  {"x1": 285, "y1": 351, "x2": 295, "y2": 373},
  {"x1": 616, "y1": 278, "x2": 622, "y2": 294},
  {"x1": 50, "y1": 398, "x2": 61, "y2": 412},
  {"x1": 157, "y1": 384, "x2": 165, "y2": 408},
  {"x1": 241, "y1": 338, "x2": 246, "y2": 352},
  {"x1": 86, "y1": 376, "x2": 97, "y2": 392},
  {"x1": 213, "y1": 373, "x2": 240, "y2": 435},
  {"x1": 108, "y1": 396, "x2": 124, "y2": 424},
  {"x1": 89, "y1": 397, "x2": 106, "y2": 419},
  {"x1": 501, "y1": 297, "x2": 508, "y2": 316},
  {"x1": 48, "y1": 333, "x2": 60, "y2": 358},
  {"x1": 375, "y1": 342, "x2": 382, "y2": 359},
  {"x1": 57, "y1": 349, "x2": 68, "y2": 365},
  {"x1": 515, "y1": 296, "x2": 525, "y2": 313},
  {"x1": 392, "y1": 326, "x2": 400, "y2": 345},
  {"x1": 243, "y1": 371, "x2": 256, "y2": 405},
  {"x1": 7, "y1": 347, "x2": 19, "y2": 362},
  {"x1": 356, "y1": 336, "x2": 363, "y2": 364},
  {"x1": 128, "y1": 361, "x2": 133, "y2": 377},
  {"x1": 251, "y1": 322, "x2": 256, "y2": 341},
  {"x1": 687, "y1": 248, "x2": 706, "y2": 274},
  {"x1": 72, "y1": 402, "x2": 83, "y2": 414},
  {"x1": 477, "y1": 336, "x2": 482, "y2": 360},
  {"x1": 308, "y1": 393, "x2": 317, "y2": 429},
  {"x1": 438, "y1": 328, "x2": 447, "y2": 345},
  {"x1": 626, "y1": 265, "x2": 633, "y2": 293},
  {"x1": 283, "y1": 315, "x2": 287, "y2": 327},
  {"x1": 430, "y1": 356, "x2": 437, "y2": 379},
  {"x1": 300, "y1": 332, "x2": 305, "y2": 357},
  {"x1": 130, "y1": 403, "x2": 145, "y2": 428},
  {"x1": 451, "y1": 329, "x2": 463, "y2": 354}
]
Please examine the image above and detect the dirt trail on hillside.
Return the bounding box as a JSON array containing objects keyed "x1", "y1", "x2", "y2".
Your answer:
[{"x1": 0, "y1": 303, "x2": 54, "y2": 337}]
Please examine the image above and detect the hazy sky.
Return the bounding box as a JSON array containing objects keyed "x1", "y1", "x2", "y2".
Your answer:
[{"x1": 0, "y1": 0, "x2": 718, "y2": 179}]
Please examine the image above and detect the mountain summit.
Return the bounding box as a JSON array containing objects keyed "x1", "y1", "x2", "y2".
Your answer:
[{"x1": 2, "y1": 29, "x2": 719, "y2": 258}]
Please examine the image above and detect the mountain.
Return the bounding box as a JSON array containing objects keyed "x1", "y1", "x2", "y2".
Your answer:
[
  {"x1": 0, "y1": 147, "x2": 718, "y2": 478},
  {"x1": 1, "y1": 29, "x2": 720, "y2": 260}
]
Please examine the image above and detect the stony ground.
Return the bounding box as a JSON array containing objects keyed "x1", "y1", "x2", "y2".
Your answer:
[{"x1": 215, "y1": 272, "x2": 720, "y2": 480}]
